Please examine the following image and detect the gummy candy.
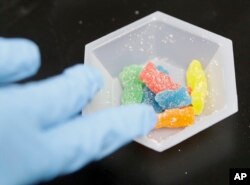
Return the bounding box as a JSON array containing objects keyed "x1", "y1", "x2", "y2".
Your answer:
[
  {"x1": 156, "y1": 65, "x2": 169, "y2": 75},
  {"x1": 121, "y1": 84, "x2": 143, "y2": 104},
  {"x1": 142, "y1": 87, "x2": 163, "y2": 113},
  {"x1": 155, "y1": 106, "x2": 194, "y2": 128},
  {"x1": 186, "y1": 60, "x2": 206, "y2": 89},
  {"x1": 155, "y1": 87, "x2": 192, "y2": 109},
  {"x1": 187, "y1": 86, "x2": 192, "y2": 95},
  {"x1": 119, "y1": 65, "x2": 143, "y2": 88},
  {"x1": 139, "y1": 62, "x2": 179, "y2": 94},
  {"x1": 186, "y1": 60, "x2": 207, "y2": 115},
  {"x1": 119, "y1": 65, "x2": 143, "y2": 105},
  {"x1": 119, "y1": 60, "x2": 204, "y2": 129},
  {"x1": 141, "y1": 65, "x2": 168, "y2": 113}
]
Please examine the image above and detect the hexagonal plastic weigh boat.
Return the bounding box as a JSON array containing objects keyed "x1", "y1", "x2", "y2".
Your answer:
[{"x1": 82, "y1": 11, "x2": 238, "y2": 152}]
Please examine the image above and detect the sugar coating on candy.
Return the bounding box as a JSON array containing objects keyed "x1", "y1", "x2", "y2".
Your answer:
[
  {"x1": 141, "y1": 65, "x2": 169, "y2": 113},
  {"x1": 189, "y1": 81, "x2": 207, "y2": 115},
  {"x1": 119, "y1": 65, "x2": 144, "y2": 105},
  {"x1": 155, "y1": 106, "x2": 194, "y2": 128},
  {"x1": 156, "y1": 65, "x2": 169, "y2": 75},
  {"x1": 119, "y1": 65, "x2": 143, "y2": 88},
  {"x1": 139, "y1": 62, "x2": 179, "y2": 94},
  {"x1": 155, "y1": 87, "x2": 192, "y2": 109},
  {"x1": 186, "y1": 60, "x2": 207, "y2": 115},
  {"x1": 186, "y1": 60, "x2": 206, "y2": 89},
  {"x1": 121, "y1": 84, "x2": 143, "y2": 104},
  {"x1": 142, "y1": 87, "x2": 163, "y2": 113}
]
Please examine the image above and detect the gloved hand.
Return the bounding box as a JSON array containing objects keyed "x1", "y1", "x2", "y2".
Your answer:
[{"x1": 0, "y1": 37, "x2": 157, "y2": 185}]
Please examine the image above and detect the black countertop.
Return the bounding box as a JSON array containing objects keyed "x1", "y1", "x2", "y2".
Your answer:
[{"x1": 0, "y1": 0, "x2": 249, "y2": 185}]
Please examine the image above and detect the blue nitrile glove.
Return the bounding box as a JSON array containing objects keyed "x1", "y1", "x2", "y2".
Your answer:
[{"x1": 0, "y1": 37, "x2": 157, "y2": 185}]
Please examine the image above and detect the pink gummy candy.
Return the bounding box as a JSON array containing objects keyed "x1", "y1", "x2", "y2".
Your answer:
[{"x1": 139, "y1": 62, "x2": 179, "y2": 94}]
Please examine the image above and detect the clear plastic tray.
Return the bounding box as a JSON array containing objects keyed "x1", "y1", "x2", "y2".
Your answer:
[{"x1": 82, "y1": 11, "x2": 238, "y2": 152}]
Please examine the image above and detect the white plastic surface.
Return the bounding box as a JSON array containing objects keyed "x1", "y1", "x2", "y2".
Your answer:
[{"x1": 83, "y1": 11, "x2": 238, "y2": 152}]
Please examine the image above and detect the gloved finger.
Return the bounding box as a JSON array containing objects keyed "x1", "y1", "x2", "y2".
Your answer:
[
  {"x1": 0, "y1": 37, "x2": 40, "y2": 84},
  {"x1": 43, "y1": 105, "x2": 156, "y2": 177},
  {"x1": 0, "y1": 64, "x2": 103, "y2": 128}
]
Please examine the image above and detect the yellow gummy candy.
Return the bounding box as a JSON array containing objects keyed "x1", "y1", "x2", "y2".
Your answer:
[{"x1": 186, "y1": 60, "x2": 207, "y2": 115}]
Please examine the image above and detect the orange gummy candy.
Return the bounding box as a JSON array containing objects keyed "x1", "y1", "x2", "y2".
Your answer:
[
  {"x1": 187, "y1": 86, "x2": 192, "y2": 96},
  {"x1": 155, "y1": 106, "x2": 194, "y2": 128}
]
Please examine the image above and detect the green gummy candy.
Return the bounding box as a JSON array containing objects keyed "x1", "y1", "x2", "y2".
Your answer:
[
  {"x1": 119, "y1": 65, "x2": 143, "y2": 87},
  {"x1": 121, "y1": 85, "x2": 143, "y2": 105},
  {"x1": 119, "y1": 65, "x2": 144, "y2": 105}
]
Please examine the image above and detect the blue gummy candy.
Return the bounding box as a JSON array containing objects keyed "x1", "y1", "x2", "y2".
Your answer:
[
  {"x1": 142, "y1": 87, "x2": 163, "y2": 113},
  {"x1": 157, "y1": 65, "x2": 169, "y2": 75},
  {"x1": 155, "y1": 87, "x2": 191, "y2": 109}
]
